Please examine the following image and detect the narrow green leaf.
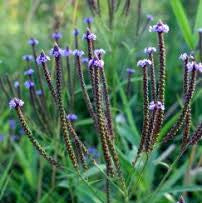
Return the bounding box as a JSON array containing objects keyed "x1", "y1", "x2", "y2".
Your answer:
[{"x1": 170, "y1": 0, "x2": 194, "y2": 49}]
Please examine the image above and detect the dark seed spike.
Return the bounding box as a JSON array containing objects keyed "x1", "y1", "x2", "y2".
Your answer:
[
  {"x1": 94, "y1": 65, "x2": 114, "y2": 176},
  {"x1": 190, "y1": 122, "x2": 202, "y2": 145},
  {"x1": 100, "y1": 68, "x2": 115, "y2": 139},
  {"x1": 15, "y1": 106, "x2": 59, "y2": 167},
  {"x1": 54, "y1": 45, "x2": 78, "y2": 169},
  {"x1": 163, "y1": 67, "x2": 197, "y2": 142}
]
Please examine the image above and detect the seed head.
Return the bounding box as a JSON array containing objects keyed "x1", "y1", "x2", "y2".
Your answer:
[
  {"x1": 144, "y1": 47, "x2": 157, "y2": 55},
  {"x1": 24, "y1": 68, "x2": 34, "y2": 76},
  {"x1": 28, "y1": 38, "x2": 39, "y2": 46},
  {"x1": 149, "y1": 21, "x2": 169, "y2": 33},
  {"x1": 66, "y1": 114, "x2": 78, "y2": 122},
  {"x1": 22, "y1": 55, "x2": 33, "y2": 62},
  {"x1": 9, "y1": 98, "x2": 24, "y2": 109},
  {"x1": 51, "y1": 32, "x2": 62, "y2": 40},
  {"x1": 24, "y1": 80, "x2": 34, "y2": 89},
  {"x1": 36, "y1": 52, "x2": 50, "y2": 64},
  {"x1": 149, "y1": 101, "x2": 165, "y2": 111},
  {"x1": 73, "y1": 49, "x2": 84, "y2": 57},
  {"x1": 137, "y1": 59, "x2": 152, "y2": 67}
]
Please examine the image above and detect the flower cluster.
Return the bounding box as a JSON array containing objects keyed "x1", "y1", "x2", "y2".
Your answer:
[
  {"x1": 83, "y1": 32, "x2": 96, "y2": 41},
  {"x1": 137, "y1": 59, "x2": 152, "y2": 67},
  {"x1": 49, "y1": 46, "x2": 63, "y2": 57},
  {"x1": 66, "y1": 114, "x2": 78, "y2": 122},
  {"x1": 28, "y1": 38, "x2": 39, "y2": 46},
  {"x1": 126, "y1": 68, "x2": 135, "y2": 74},
  {"x1": 22, "y1": 55, "x2": 33, "y2": 62},
  {"x1": 146, "y1": 14, "x2": 154, "y2": 21},
  {"x1": 73, "y1": 50, "x2": 84, "y2": 57},
  {"x1": 187, "y1": 62, "x2": 202, "y2": 72},
  {"x1": 14, "y1": 81, "x2": 20, "y2": 88},
  {"x1": 63, "y1": 48, "x2": 72, "y2": 56},
  {"x1": 36, "y1": 52, "x2": 50, "y2": 64},
  {"x1": 36, "y1": 90, "x2": 42, "y2": 96},
  {"x1": 94, "y1": 49, "x2": 106, "y2": 57},
  {"x1": 88, "y1": 58, "x2": 104, "y2": 68},
  {"x1": 73, "y1": 28, "x2": 79, "y2": 36},
  {"x1": 9, "y1": 98, "x2": 24, "y2": 109},
  {"x1": 83, "y1": 17, "x2": 93, "y2": 24},
  {"x1": 52, "y1": 32, "x2": 62, "y2": 40},
  {"x1": 149, "y1": 21, "x2": 169, "y2": 33},
  {"x1": 149, "y1": 101, "x2": 165, "y2": 111},
  {"x1": 144, "y1": 47, "x2": 156, "y2": 55},
  {"x1": 24, "y1": 68, "x2": 34, "y2": 76},
  {"x1": 24, "y1": 81, "x2": 35, "y2": 89}
]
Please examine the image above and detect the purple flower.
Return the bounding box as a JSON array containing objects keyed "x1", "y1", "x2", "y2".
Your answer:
[
  {"x1": 22, "y1": 55, "x2": 33, "y2": 62},
  {"x1": 115, "y1": 113, "x2": 126, "y2": 124},
  {"x1": 147, "y1": 15, "x2": 154, "y2": 21},
  {"x1": 88, "y1": 147, "x2": 99, "y2": 158},
  {"x1": 127, "y1": 68, "x2": 135, "y2": 74},
  {"x1": 0, "y1": 134, "x2": 4, "y2": 142},
  {"x1": 52, "y1": 32, "x2": 62, "y2": 40},
  {"x1": 94, "y1": 49, "x2": 106, "y2": 57},
  {"x1": 24, "y1": 68, "x2": 34, "y2": 76},
  {"x1": 187, "y1": 62, "x2": 196, "y2": 72},
  {"x1": 14, "y1": 81, "x2": 20, "y2": 88},
  {"x1": 198, "y1": 28, "x2": 202, "y2": 33},
  {"x1": 149, "y1": 101, "x2": 165, "y2": 111},
  {"x1": 83, "y1": 32, "x2": 96, "y2": 40},
  {"x1": 179, "y1": 53, "x2": 189, "y2": 61},
  {"x1": 144, "y1": 47, "x2": 156, "y2": 55},
  {"x1": 197, "y1": 62, "x2": 202, "y2": 72},
  {"x1": 149, "y1": 21, "x2": 169, "y2": 33},
  {"x1": 9, "y1": 119, "x2": 16, "y2": 129},
  {"x1": 62, "y1": 48, "x2": 72, "y2": 57},
  {"x1": 24, "y1": 80, "x2": 34, "y2": 89},
  {"x1": 137, "y1": 59, "x2": 152, "y2": 67},
  {"x1": 9, "y1": 98, "x2": 24, "y2": 109},
  {"x1": 73, "y1": 49, "x2": 84, "y2": 57},
  {"x1": 83, "y1": 17, "x2": 94, "y2": 24},
  {"x1": 10, "y1": 135, "x2": 19, "y2": 142},
  {"x1": 81, "y1": 57, "x2": 89, "y2": 64},
  {"x1": 66, "y1": 114, "x2": 78, "y2": 122},
  {"x1": 36, "y1": 52, "x2": 50, "y2": 64},
  {"x1": 177, "y1": 196, "x2": 185, "y2": 203},
  {"x1": 73, "y1": 28, "x2": 79, "y2": 36},
  {"x1": 88, "y1": 58, "x2": 104, "y2": 68},
  {"x1": 49, "y1": 46, "x2": 63, "y2": 57},
  {"x1": 28, "y1": 38, "x2": 39, "y2": 46},
  {"x1": 36, "y1": 89, "x2": 42, "y2": 96}
]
